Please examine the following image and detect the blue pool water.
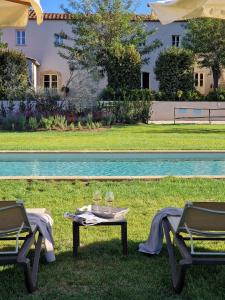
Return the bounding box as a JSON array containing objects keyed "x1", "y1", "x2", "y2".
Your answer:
[{"x1": 1, "y1": 152, "x2": 225, "y2": 177}]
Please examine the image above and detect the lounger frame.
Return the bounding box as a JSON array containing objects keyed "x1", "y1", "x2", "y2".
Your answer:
[
  {"x1": 163, "y1": 202, "x2": 225, "y2": 293},
  {"x1": 0, "y1": 201, "x2": 44, "y2": 293}
]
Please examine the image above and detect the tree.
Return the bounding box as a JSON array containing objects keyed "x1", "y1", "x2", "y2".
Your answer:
[
  {"x1": 154, "y1": 47, "x2": 194, "y2": 100},
  {"x1": 183, "y1": 18, "x2": 225, "y2": 90},
  {"x1": 105, "y1": 43, "x2": 142, "y2": 90},
  {"x1": 0, "y1": 50, "x2": 29, "y2": 100},
  {"x1": 57, "y1": 0, "x2": 161, "y2": 91}
]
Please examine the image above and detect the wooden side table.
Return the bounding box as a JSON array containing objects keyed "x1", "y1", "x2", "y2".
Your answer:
[{"x1": 72, "y1": 219, "x2": 128, "y2": 257}]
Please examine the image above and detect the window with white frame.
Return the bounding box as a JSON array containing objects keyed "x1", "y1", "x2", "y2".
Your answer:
[
  {"x1": 172, "y1": 35, "x2": 180, "y2": 47},
  {"x1": 43, "y1": 74, "x2": 58, "y2": 89},
  {"x1": 16, "y1": 30, "x2": 26, "y2": 46},
  {"x1": 54, "y1": 34, "x2": 64, "y2": 46},
  {"x1": 194, "y1": 73, "x2": 204, "y2": 87}
]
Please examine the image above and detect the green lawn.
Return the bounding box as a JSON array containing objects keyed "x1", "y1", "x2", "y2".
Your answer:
[
  {"x1": 1, "y1": 124, "x2": 225, "y2": 150},
  {"x1": 1, "y1": 179, "x2": 225, "y2": 299},
  {"x1": 1, "y1": 125, "x2": 225, "y2": 299}
]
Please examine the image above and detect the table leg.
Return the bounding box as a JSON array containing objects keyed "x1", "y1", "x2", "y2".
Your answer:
[
  {"x1": 73, "y1": 222, "x2": 80, "y2": 257},
  {"x1": 121, "y1": 222, "x2": 128, "y2": 255}
]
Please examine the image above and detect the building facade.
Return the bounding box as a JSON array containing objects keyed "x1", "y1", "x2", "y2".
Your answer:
[{"x1": 2, "y1": 12, "x2": 222, "y2": 97}]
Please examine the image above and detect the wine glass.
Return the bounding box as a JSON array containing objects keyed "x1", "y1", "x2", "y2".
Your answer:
[
  {"x1": 93, "y1": 190, "x2": 101, "y2": 211},
  {"x1": 105, "y1": 191, "x2": 114, "y2": 212}
]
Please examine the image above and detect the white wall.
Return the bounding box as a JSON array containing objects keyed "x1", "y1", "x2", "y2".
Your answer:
[
  {"x1": 2, "y1": 20, "x2": 106, "y2": 98},
  {"x1": 143, "y1": 21, "x2": 186, "y2": 91},
  {"x1": 2, "y1": 18, "x2": 215, "y2": 96},
  {"x1": 3, "y1": 21, "x2": 69, "y2": 84}
]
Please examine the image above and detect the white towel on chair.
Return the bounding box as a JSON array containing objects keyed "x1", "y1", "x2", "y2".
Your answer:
[
  {"x1": 27, "y1": 208, "x2": 55, "y2": 263},
  {"x1": 138, "y1": 207, "x2": 183, "y2": 255}
]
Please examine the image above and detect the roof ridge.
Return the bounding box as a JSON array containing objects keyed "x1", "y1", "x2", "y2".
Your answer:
[{"x1": 28, "y1": 11, "x2": 161, "y2": 21}]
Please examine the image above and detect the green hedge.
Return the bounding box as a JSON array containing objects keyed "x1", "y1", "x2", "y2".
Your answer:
[
  {"x1": 99, "y1": 88, "x2": 153, "y2": 124},
  {"x1": 205, "y1": 88, "x2": 225, "y2": 101},
  {"x1": 100, "y1": 87, "x2": 155, "y2": 101},
  {"x1": 0, "y1": 49, "x2": 29, "y2": 100},
  {"x1": 154, "y1": 47, "x2": 195, "y2": 100}
]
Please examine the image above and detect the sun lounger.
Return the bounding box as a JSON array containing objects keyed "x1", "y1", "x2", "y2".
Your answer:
[
  {"x1": 0, "y1": 200, "x2": 44, "y2": 293},
  {"x1": 163, "y1": 201, "x2": 225, "y2": 293}
]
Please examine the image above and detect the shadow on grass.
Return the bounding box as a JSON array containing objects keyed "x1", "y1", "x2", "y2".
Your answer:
[
  {"x1": 0, "y1": 240, "x2": 225, "y2": 298},
  {"x1": 0, "y1": 239, "x2": 163, "y2": 297},
  {"x1": 138, "y1": 125, "x2": 225, "y2": 135},
  {"x1": 2, "y1": 124, "x2": 225, "y2": 136}
]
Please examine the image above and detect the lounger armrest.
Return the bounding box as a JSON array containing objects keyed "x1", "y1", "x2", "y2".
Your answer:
[{"x1": 17, "y1": 229, "x2": 42, "y2": 263}]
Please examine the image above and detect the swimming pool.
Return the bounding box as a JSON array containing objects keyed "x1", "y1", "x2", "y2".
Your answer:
[{"x1": 1, "y1": 152, "x2": 225, "y2": 178}]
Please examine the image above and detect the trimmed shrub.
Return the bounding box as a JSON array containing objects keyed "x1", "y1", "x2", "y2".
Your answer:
[
  {"x1": 205, "y1": 88, "x2": 225, "y2": 101},
  {"x1": 155, "y1": 89, "x2": 204, "y2": 101},
  {"x1": 154, "y1": 47, "x2": 195, "y2": 100},
  {"x1": 99, "y1": 88, "x2": 153, "y2": 124},
  {"x1": 0, "y1": 49, "x2": 29, "y2": 100},
  {"x1": 111, "y1": 100, "x2": 151, "y2": 124},
  {"x1": 100, "y1": 88, "x2": 155, "y2": 102},
  {"x1": 106, "y1": 44, "x2": 142, "y2": 91}
]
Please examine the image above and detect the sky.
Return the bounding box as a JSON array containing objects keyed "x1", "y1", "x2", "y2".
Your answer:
[{"x1": 41, "y1": 0, "x2": 155, "y2": 14}]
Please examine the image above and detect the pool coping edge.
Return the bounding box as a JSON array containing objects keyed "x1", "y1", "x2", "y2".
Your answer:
[
  {"x1": 0, "y1": 175, "x2": 225, "y2": 181},
  {"x1": 1, "y1": 150, "x2": 225, "y2": 153}
]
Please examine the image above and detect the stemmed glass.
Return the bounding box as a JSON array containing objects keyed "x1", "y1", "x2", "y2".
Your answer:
[
  {"x1": 105, "y1": 191, "x2": 114, "y2": 212},
  {"x1": 93, "y1": 190, "x2": 101, "y2": 211}
]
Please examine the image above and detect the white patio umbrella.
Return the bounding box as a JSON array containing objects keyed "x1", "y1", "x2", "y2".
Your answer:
[
  {"x1": 149, "y1": 0, "x2": 225, "y2": 25},
  {"x1": 0, "y1": 0, "x2": 43, "y2": 28}
]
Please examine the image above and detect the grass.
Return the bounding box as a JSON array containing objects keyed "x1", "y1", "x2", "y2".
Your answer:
[
  {"x1": 1, "y1": 179, "x2": 225, "y2": 299},
  {"x1": 1, "y1": 124, "x2": 225, "y2": 298},
  {"x1": 1, "y1": 124, "x2": 225, "y2": 150}
]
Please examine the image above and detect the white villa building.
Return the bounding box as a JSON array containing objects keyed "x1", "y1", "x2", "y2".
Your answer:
[{"x1": 2, "y1": 11, "x2": 224, "y2": 97}]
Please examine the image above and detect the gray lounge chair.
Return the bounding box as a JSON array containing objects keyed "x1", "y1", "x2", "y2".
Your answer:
[
  {"x1": 163, "y1": 201, "x2": 225, "y2": 293},
  {"x1": 0, "y1": 200, "x2": 43, "y2": 293}
]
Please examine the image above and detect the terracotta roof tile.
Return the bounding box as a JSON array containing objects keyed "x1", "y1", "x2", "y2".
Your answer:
[
  {"x1": 29, "y1": 11, "x2": 71, "y2": 20},
  {"x1": 28, "y1": 11, "x2": 160, "y2": 22}
]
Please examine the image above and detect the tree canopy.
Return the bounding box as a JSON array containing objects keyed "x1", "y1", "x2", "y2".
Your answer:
[
  {"x1": 183, "y1": 18, "x2": 225, "y2": 90},
  {"x1": 57, "y1": 0, "x2": 161, "y2": 91}
]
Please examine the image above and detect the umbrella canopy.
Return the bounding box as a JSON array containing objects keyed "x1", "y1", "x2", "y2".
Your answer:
[
  {"x1": 150, "y1": 0, "x2": 225, "y2": 25},
  {"x1": 0, "y1": 0, "x2": 43, "y2": 28}
]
